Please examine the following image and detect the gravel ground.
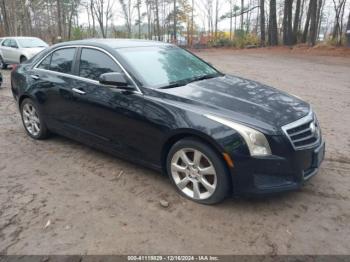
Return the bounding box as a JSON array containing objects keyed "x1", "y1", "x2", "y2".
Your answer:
[{"x1": 0, "y1": 49, "x2": 350, "y2": 255}]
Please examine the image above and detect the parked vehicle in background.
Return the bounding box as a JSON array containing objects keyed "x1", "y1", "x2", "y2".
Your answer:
[{"x1": 0, "y1": 37, "x2": 48, "y2": 69}]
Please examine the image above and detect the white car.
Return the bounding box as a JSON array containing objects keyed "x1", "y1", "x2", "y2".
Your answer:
[{"x1": 0, "y1": 37, "x2": 48, "y2": 69}]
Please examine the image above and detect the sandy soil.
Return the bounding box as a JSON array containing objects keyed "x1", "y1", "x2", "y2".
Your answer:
[{"x1": 0, "y1": 49, "x2": 350, "y2": 255}]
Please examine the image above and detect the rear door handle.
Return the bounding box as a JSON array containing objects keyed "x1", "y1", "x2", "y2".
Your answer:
[
  {"x1": 72, "y1": 88, "x2": 86, "y2": 95},
  {"x1": 31, "y1": 74, "x2": 40, "y2": 80}
]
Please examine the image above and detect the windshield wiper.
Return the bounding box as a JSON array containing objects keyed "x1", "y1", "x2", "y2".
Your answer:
[
  {"x1": 187, "y1": 73, "x2": 222, "y2": 84},
  {"x1": 159, "y1": 73, "x2": 223, "y2": 89},
  {"x1": 159, "y1": 79, "x2": 189, "y2": 89}
]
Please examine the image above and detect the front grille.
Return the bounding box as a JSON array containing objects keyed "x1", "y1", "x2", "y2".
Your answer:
[{"x1": 282, "y1": 111, "x2": 321, "y2": 150}]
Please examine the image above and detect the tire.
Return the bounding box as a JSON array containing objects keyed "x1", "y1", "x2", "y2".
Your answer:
[
  {"x1": 20, "y1": 56, "x2": 27, "y2": 63},
  {"x1": 167, "y1": 138, "x2": 231, "y2": 204},
  {"x1": 0, "y1": 56, "x2": 7, "y2": 69},
  {"x1": 20, "y1": 98, "x2": 49, "y2": 139}
]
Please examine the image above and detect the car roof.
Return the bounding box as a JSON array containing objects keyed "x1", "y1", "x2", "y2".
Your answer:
[
  {"x1": 1, "y1": 36, "x2": 41, "y2": 39},
  {"x1": 56, "y1": 38, "x2": 172, "y2": 49}
]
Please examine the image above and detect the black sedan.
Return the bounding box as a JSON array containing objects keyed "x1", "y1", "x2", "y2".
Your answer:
[{"x1": 11, "y1": 39, "x2": 325, "y2": 204}]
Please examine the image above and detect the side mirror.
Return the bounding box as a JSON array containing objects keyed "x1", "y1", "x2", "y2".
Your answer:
[{"x1": 99, "y1": 72, "x2": 134, "y2": 90}]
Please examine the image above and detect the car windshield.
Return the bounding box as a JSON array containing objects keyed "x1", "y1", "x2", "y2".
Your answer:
[
  {"x1": 17, "y1": 38, "x2": 48, "y2": 48},
  {"x1": 118, "y1": 46, "x2": 221, "y2": 88}
]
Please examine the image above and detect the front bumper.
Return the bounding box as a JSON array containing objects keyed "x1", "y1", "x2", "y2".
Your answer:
[{"x1": 230, "y1": 139, "x2": 325, "y2": 196}]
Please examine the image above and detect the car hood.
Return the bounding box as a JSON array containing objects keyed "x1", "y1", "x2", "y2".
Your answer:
[{"x1": 156, "y1": 75, "x2": 310, "y2": 133}]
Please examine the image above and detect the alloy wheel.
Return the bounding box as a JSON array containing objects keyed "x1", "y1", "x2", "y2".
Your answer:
[
  {"x1": 22, "y1": 103, "x2": 41, "y2": 136},
  {"x1": 170, "y1": 148, "x2": 217, "y2": 200}
]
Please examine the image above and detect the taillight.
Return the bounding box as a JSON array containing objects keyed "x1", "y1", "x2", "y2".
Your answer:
[{"x1": 11, "y1": 64, "x2": 18, "y2": 71}]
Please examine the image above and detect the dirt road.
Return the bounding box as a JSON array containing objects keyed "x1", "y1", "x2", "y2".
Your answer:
[{"x1": 0, "y1": 49, "x2": 349, "y2": 255}]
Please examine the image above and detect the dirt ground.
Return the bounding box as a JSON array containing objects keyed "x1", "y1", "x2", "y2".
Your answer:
[{"x1": 0, "y1": 48, "x2": 350, "y2": 255}]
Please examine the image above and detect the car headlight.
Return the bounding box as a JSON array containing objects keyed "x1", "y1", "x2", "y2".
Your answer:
[{"x1": 205, "y1": 114, "x2": 271, "y2": 156}]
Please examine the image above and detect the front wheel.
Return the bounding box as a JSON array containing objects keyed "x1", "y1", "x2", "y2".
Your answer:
[
  {"x1": 20, "y1": 98, "x2": 49, "y2": 139},
  {"x1": 167, "y1": 138, "x2": 231, "y2": 204}
]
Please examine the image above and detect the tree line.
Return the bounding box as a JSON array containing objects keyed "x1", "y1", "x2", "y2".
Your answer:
[{"x1": 0, "y1": 0, "x2": 349, "y2": 47}]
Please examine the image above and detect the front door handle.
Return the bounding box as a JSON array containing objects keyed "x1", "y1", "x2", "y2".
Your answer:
[
  {"x1": 72, "y1": 88, "x2": 86, "y2": 95},
  {"x1": 31, "y1": 74, "x2": 40, "y2": 80}
]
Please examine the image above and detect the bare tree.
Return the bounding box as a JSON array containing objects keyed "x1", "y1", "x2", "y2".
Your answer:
[
  {"x1": 293, "y1": 0, "x2": 301, "y2": 43},
  {"x1": 90, "y1": 0, "x2": 96, "y2": 37},
  {"x1": 214, "y1": 0, "x2": 219, "y2": 37},
  {"x1": 57, "y1": 0, "x2": 63, "y2": 39},
  {"x1": 283, "y1": 0, "x2": 293, "y2": 45},
  {"x1": 135, "y1": 0, "x2": 142, "y2": 38},
  {"x1": 260, "y1": 0, "x2": 266, "y2": 45},
  {"x1": 302, "y1": 0, "x2": 312, "y2": 42},
  {"x1": 92, "y1": 0, "x2": 114, "y2": 38},
  {"x1": 308, "y1": 0, "x2": 318, "y2": 45},
  {"x1": 119, "y1": 0, "x2": 133, "y2": 37},
  {"x1": 190, "y1": 0, "x2": 194, "y2": 44},
  {"x1": 68, "y1": 0, "x2": 81, "y2": 40},
  {"x1": 269, "y1": 0, "x2": 278, "y2": 45},
  {"x1": 346, "y1": 10, "x2": 350, "y2": 46},
  {"x1": 240, "y1": 0, "x2": 244, "y2": 30},
  {"x1": 155, "y1": 0, "x2": 161, "y2": 40},
  {"x1": 173, "y1": 0, "x2": 177, "y2": 42},
  {"x1": 331, "y1": 0, "x2": 347, "y2": 45}
]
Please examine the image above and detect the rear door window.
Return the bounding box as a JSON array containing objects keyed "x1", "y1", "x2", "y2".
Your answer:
[
  {"x1": 50, "y1": 48, "x2": 76, "y2": 74},
  {"x1": 37, "y1": 48, "x2": 76, "y2": 74},
  {"x1": 79, "y1": 48, "x2": 122, "y2": 81}
]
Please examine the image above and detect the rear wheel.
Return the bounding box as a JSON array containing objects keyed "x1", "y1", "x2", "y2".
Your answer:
[
  {"x1": 20, "y1": 98, "x2": 49, "y2": 139},
  {"x1": 0, "y1": 56, "x2": 7, "y2": 69},
  {"x1": 167, "y1": 138, "x2": 230, "y2": 204}
]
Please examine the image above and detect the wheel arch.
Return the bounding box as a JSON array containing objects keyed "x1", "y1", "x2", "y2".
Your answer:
[
  {"x1": 18, "y1": 94, "x2": 35, "y2": 107},
  {"x1": 20, "y1": 55, "x2": 27, "y2": 63},
  {"x1": 160, "y1": 129, "x2": 232, "y2": 177}
]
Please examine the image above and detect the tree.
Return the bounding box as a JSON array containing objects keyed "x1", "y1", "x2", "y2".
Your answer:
[
  {"x1": 240, "y1": 0, "x2": 244, "y2": 30},
  {"x1": 135, "y1": 0, "x2": 142, "y2": 38},
  {"x1": 57, "y1": 0, "x2": 63, "y2": 38},
  {"x1": 154, "y1": 0, "x2": 161, "y2": 40},
  {"x1": 268, "y1": 0, "x2": 278, "y2": 45},
  {"x1": 229, "y1": 0, "x2": 234, "y2": 40},
  {"x1": 93, "y1": 0, "x2": 114, "y2": 38},
  {"x1": 214, "y1": 0, "x2": 219, "y2": 38},
  {"x1": 68, "y1": 0, "x2": 81, "y2": 40},
  {"x1": 190, "y1": 0, "x2": 194, "y2": 45},
  {"x1": 346, "y1": 11, "x2": 350, "y2": 47},
  {"x1": 302, "y1": 1, "x2": 311, "y2": 43},
  {"x1": 89, "y1": 0, "x2": 97, "y2": 37},
  {"x1": 331, "y1": 0, "x2": 347, "y2": 45},
  {"x1": 292, "y1": 0, "x2": 301, "y2": 43},
  {"x1": 260, "y1": 0, "x2": 265, "y2": 45},
  {"x1": 308, "y1": 0, "x2": 318, "y2": 45},
  {"x1": 173, "y1": 0, "x2": 177, "y2": 42},
  {"x1": 283, "y1": 0, "x2": 293, "y2": 45},
  {"x1": 119, "y1": 0, "x2": 132, "y2": 37},
  {"x1": 0, "y1": 0, "x2": 10, "y2": 35}
]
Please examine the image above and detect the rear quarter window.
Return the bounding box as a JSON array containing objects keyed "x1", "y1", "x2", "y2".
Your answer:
[{"x1": 37, "y1": 54, "x2": 52, "y2": 70}]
